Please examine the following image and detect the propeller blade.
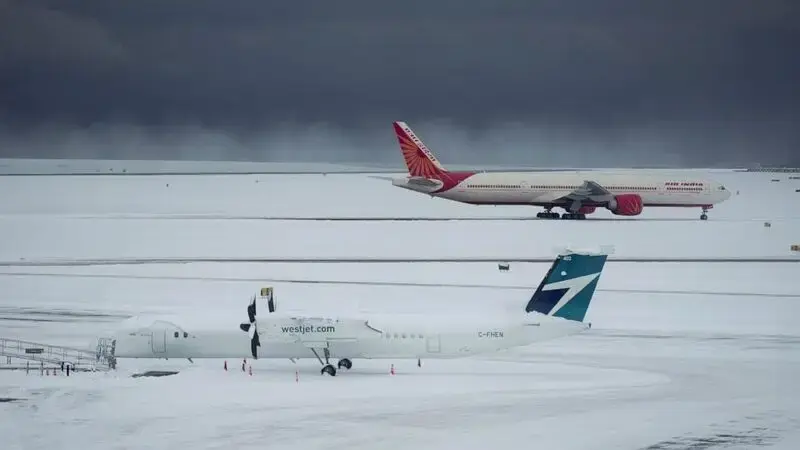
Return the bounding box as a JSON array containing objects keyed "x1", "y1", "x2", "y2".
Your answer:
[
  {"x1": 250, "y1": 331, "x2": 260, "y2": 359},
  {"x1": 247, "y1": 296, "x2": 257, "y2": 323}
]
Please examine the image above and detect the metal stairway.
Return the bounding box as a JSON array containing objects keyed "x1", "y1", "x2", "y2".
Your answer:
[{"x1": 0, "y1": 337, "x2": 117, "y2": 371}]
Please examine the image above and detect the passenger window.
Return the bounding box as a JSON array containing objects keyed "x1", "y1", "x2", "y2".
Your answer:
[
  {"x1": 183, "y1": 332, "x2": 188, "y2": 338},
  {"x1": 174, "y1": 331, "x2": 179, "y2": 338}
]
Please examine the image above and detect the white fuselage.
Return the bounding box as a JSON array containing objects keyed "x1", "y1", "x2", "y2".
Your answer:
[
  {"x1": 112, "y1": 313, "x2": 588, "y2": 361},
  {"x1": 393, "y1": 171, "x2": 732, "y2": 207}
]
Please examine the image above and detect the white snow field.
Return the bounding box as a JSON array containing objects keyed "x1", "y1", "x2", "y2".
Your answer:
[{"x1": 1, "y1": 168, "x2": 799, "y2": 450}]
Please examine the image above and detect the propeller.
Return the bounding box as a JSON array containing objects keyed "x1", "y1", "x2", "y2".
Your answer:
[{"x1": 239, "y1": 295, "x2": 260, "y2": 359}]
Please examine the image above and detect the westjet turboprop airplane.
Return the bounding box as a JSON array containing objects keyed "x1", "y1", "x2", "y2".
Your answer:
[
  {"x1": 386, "y1": 121, "x2": 732, "y2": 220},
  {"x1": 112, "y1": 250, "x2": 608, "y2": 376}
]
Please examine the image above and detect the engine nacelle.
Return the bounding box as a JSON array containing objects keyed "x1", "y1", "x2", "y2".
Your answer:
[
  {"x1": 578, "y1": 205, "x2": 596, "y2": 215},
  {"x1": 606, "y1": 194, "x2": 644, "y2": 216},
  {"x1": 260, "y1": 287, "x2": 277, "y2": 313},
  {"x1": 240, "y1": 287, "x2": 277, "y2": 359}
]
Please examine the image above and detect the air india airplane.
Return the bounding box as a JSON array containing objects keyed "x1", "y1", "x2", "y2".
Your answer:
[
  {"x1": 387, "y1": 121, "x2": 732, "y2": 220},
  {"x1": 111, "y1": 250, "x2": 607, "y2": 377}
]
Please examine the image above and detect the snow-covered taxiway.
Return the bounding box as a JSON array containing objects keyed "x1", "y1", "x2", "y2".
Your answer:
[{"x1": 0, "y1": 167, "x2": 798, "y2": 450}]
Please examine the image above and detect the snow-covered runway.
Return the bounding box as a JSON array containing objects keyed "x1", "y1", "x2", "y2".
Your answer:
[
  {"x1": 2, "y1": 329, "x2": 797, "y2": 450},
  {"x1": 1, "y1": 168, "x2": 799, "y2": 449}
]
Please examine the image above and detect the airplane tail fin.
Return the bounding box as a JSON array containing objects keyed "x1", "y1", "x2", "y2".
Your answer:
[
  {"x1": 393, "y1": 121, "x2": 448, "y2": 178},
  {"x1": 525, "y1": 250, "x2": 609, "y2": 322}
]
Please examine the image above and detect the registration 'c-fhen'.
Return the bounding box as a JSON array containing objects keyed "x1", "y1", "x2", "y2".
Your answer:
[
  {"x1": 112, "y1": 250, "x2": 609, "y2": 377},
  {"x1": 388, "y1": 121, "x2": 731, "y2": 220}
]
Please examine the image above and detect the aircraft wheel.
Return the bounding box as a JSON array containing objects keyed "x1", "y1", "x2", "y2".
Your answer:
[
  {"x1": 537, "y1": 211, "x2": 559, "y2": 219},
  {"x1": 700, "y1": 214, "x2": 708, "y2": 221},
  {"x1": 337, "y1": 358, "x2": 352, "y2": 370},
  {"x1": 321, "y1": 364, "x2": 337, "y2": 376}
]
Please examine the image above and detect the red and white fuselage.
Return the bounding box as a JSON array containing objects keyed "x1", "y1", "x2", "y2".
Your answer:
[{"x1": 388, "y1": 122, "x2": 732, "y2": 219}]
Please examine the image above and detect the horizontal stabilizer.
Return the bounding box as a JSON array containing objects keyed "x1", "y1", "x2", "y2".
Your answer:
[{"x1": 407, "y1": 177, "x2": 443, "y2": 188}]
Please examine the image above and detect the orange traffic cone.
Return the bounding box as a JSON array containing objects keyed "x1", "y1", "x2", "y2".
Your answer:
[
  {"x1": 295, "y1": 370, "x2": 299, "y2": 383},
  {"x1": 390, "y1": 364, "x2": 395, "y2": 376},
  {"x1": 223, "y1": 360, "x2": 227, "y2": 371},
  {"x1": 248, "y1": 365, "x2": 252, "y2": 376}
]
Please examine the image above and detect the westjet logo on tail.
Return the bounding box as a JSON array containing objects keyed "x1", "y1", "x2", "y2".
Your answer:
[
  {"x1": 541, "y1": 272, "x2": 602, "y2": 317},
  {"x1": 525, "y1": 252, "x2": 608, "y2": 323}
]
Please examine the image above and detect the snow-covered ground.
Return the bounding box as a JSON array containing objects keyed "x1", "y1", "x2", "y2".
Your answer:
[{"x1": 1, "y1": 169, "x2": 799, "y2": 449}]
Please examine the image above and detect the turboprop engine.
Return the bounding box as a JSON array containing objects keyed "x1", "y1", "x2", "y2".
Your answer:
[
  {"x1": 606, "y1": 194, "x2": 644, "y2": 216},
  {"x1": 238, "y1": 287, "x2": 277, "y2": 359}
]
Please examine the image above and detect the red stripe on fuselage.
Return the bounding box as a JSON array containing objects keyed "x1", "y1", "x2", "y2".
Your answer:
[{"x1": 430, "y1": 171, "x2": 476, "y2": 193}]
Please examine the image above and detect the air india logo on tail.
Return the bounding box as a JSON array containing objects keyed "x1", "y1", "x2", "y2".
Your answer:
[{"x1": 393, "y1": 121, "x2": 446, "y2": 178}]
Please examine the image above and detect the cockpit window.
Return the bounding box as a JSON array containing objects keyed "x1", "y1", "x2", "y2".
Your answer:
[{"x1": 719, "y1": 185, "x2": 726, "y2": 190}]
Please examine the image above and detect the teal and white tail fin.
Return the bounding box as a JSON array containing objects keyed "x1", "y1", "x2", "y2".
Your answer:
[{"x1": 525, "y1": 250, "x2": 609, "y2": 322}]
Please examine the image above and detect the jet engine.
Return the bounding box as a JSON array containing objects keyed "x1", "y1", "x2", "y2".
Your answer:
[{"x1": 606, "y1": 194, "x2": 644, "y2": 216}]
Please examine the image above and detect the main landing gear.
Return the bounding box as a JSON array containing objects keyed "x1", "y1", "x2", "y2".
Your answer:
[
  {"x1": 310, "y1": 347, "x2": 352, "y2": 376},
  {"x1": 536, "y1": 210, "x2": 560, "y2": 219},
  {"x1": 337, "y1": 358, "x2": 352, "y2": 370},
  {"x1": 536, "y1": 209, "x2": 586, "y2": 220}
]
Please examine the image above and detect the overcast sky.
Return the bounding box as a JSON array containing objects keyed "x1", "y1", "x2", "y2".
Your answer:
[{"x1": 1, "y1": 0, "x2": 798, "y2": 167}]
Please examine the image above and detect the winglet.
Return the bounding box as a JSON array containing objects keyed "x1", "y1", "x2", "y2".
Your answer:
[{"x1": 393, "y1": 121, "x2": 447, "y2": 178}]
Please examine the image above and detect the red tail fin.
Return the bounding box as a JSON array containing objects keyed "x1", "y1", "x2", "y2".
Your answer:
[{"x1": 393, "y1": 121, "x2": 447, "y2": 178}]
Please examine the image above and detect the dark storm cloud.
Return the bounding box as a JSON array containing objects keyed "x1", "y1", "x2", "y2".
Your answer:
[{"x1": 0, "y1": 0, "x2": 798, "y2": 167}]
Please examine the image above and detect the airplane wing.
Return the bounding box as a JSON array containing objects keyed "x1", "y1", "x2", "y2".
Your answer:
[
  {"x1": 535, "y1": 190, "x2": 575, "y2": 203},
  {"x1": 544, "y1": 180, "x2": 614, "y2": 204}
]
